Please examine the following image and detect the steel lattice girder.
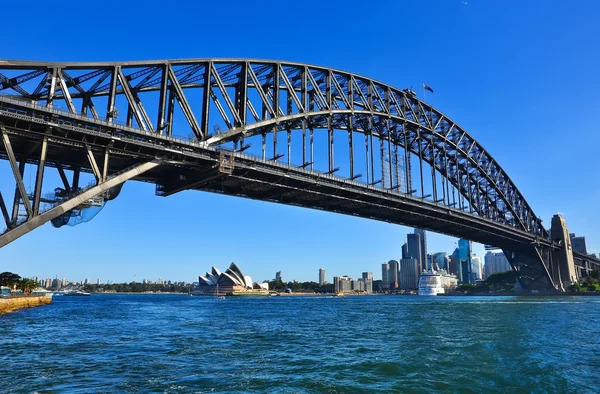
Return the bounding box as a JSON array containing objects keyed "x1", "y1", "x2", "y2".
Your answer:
[{"x1": 0, "y1": 58, "x2": 546, "y2": 241}]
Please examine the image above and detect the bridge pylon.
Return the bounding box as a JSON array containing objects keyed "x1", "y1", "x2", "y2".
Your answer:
[{"x1": 549, "y1": 214, "x2": 577, "y2": 291}]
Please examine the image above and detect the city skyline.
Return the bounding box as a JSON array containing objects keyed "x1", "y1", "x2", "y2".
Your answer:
[{"x1": 1, "y1": 0, "x2": 598, "y2": 284}]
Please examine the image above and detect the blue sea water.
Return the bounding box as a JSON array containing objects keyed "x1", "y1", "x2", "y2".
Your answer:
[{"x1": 1, "y1": 294, "x2": 599, "y2": 393}]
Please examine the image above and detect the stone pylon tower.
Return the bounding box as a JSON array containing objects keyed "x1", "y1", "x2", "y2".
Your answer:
[{"x1": 550, "y1": 214, "x2": 577, "y2": 291}]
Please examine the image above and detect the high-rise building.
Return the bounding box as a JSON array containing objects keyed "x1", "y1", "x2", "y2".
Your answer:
[
  {"x1": 362, "y1": 272, "x2": 373, "y2": 280},
  {"x1": 433, "y1": 252, "x2": 450, "y2": 271},
  {"x1": 388, "y1": 260, "x2": 399, "y2": 289},
  {"x1": 414, "y1": 229, "x2": 427, "y2": 270},
  {"x1": 275, "y1": 271, "x2": 282, "y2": 282},
  {"x1": 484, "y1": 251, "x2": 511, "y2": 277},
  {"x1": 97, "y1": 279, "x2": 101, "y2": 285},
  {"x1": 45, "y1": 278, "x2": 52, "y2": 289},
  {"x1": 381, "y1": 262, "x2": 390, "y2": 288},
  {"x1": 569, "y1": 233, "x2": 588, "y2": 255},
  {"x1": 401, "y1": 243, "x2": 409, "y2": 259},
  {"x1": 450, "y1": 248, "x2": 459, "y2": 275},
  {"x1": 399, "y1": 258, "x2": 419, "y2": 290},
  {"x1": 471, "y1": 255, "x2": 483, "y2": 282},
  {"x1": 458, "y1": 239, "x2": 472, "y2": 283},
  {"x1": 319, "y1": 268, "x2": 326, "y2": 285},
  {"x1": 334, "y1": 276, "x2": 352, "y2": 293},
  {"x1": 364, "y1": 279, "x2": 373, "y2": 294},
  {"x1": 406, "y1": 233, "x2": 423, "y2": 272}
]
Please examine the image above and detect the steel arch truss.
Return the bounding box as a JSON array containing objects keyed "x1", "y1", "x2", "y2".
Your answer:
[{"x1": 0, "y1": 59, "x2": 547, "y2": 241}]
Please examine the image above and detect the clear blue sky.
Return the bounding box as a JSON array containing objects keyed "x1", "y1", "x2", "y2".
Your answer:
[{"x1": 1, "y1": 0, "x2": 598, "y2": 284}]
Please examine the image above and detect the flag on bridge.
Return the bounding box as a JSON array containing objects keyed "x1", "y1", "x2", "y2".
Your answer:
[{"x1": 423, "y1": 83, "x2": 434, "y2": 93}]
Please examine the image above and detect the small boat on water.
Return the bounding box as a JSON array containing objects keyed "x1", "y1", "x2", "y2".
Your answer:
[{"x1": 62, "y1": 290, "x2": 91, "y2": 296}]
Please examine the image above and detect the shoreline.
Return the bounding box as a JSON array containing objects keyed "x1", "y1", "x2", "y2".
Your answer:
[{"x1": 0, "y1": 295, "x2": 53, "y2": 315}]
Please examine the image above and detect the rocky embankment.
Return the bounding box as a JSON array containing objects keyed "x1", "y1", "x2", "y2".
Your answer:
[{"x1": 0, "y1": 295, "x2": 52, "y2": 314}]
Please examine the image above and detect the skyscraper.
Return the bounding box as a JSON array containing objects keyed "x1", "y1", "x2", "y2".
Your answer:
[
  {"x1": 471, "y1": 255, "x2": 483, "y2": 282},
  {"x1": 381, "y1": 262, "x2": 390, "y2": 288},
  {"x1": 362, "y1": 272, "x2": 373, "y2": 280},
  {"x1": 406, "y1": 233, "x2": 423, "y2": 272},
  {"x1": 433, "y1": 252, "x2": 450, "y2": 271},
  {"x1": 388, "y1": 260, "x2": 399, "y2": 289},
  {"x1": 484, "y1": 251, "x2": 511, "y2": 277},
  {"x1": 399, "y1": 258, "x2": 419, "y2": 290},
  {"x1": 401, "y1": 243, "x2": 409, "y2": 259},
  {"x1": 319, "y1": 268, "x2": 326, "y2": 285},
  {"x1": 275, "y1": 271, "x2": 282, "y2": 282},
  {"x1": 569, "y1": 233, "x2": 588, "y2": 255},
  {"x1": 414, "y1": 229, "x2": 427, "y2": 270},
  {"x1": 458, "y1": 239, "x2": 472, "y2": 283},
  {"x1": 450, "y1": 248, "x2": 459, "y2": 275}
]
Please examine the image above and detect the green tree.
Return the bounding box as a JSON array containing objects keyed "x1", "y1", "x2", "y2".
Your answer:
[
  {"x1": 19, "y1": 278, "x2": 37, "y2": 294},
  {"x1": 0, "y1": 272, "x2": 22, "y2": 287}
]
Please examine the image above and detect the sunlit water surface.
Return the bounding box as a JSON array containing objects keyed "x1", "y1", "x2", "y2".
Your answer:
[{"x1": 1, "y1": 294, "x2": 599, "y2": 393}]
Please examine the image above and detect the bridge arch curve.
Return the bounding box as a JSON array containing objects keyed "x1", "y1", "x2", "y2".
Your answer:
[{"x1": 0, "y1": 58, "x2": 546, "y2": 240}]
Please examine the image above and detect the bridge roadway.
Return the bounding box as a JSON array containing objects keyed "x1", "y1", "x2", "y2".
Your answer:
[{"x1": 0, "y1": 95, "x2": 555, "y2": 251}]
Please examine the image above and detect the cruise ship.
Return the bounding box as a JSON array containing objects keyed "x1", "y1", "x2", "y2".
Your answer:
[{"x1": 418, "y1": 269, "x2": 458, "y2": 296}]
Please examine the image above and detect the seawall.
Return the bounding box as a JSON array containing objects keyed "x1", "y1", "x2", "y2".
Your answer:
[{"x1": 0, "y1": 295, "x2": 52, "y2": 314}]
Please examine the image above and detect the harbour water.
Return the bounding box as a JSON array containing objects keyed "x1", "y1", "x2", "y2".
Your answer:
[{"x1": 1, "y1": 294, "x2": 599, "y2": 393}]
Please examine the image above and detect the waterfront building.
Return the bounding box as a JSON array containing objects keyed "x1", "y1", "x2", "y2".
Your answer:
[
  {"x1": 334, "y1": 276, "x2": 352, "y2": 293},
  {"x1": 414, "y1": 229, "x2": 427, "y2": 270},
  {"x1": 388, "y1": 260, "x2": 399, "y2": 289},
  {"x1": 399, "y1": 258, "x2": 419, "y2": 290},
  {"x1": 372, "y1": 280, "x2": 384, "y2": 292},
  {"x1": 471, "y1": 255, "x2": 483, "y2": 282},
  {"x1": 352, "y1": 279, "x2": 365, "y2": 292},
  {"x1": 433, "y1": 252, "x2": 450, "y2": 271},
  {"x1": 569, "y1": 233, "x2": 588, "y2": 255},
  {"x1": 194, "y1": 262, "x2": 258, "y2": 295},
  {"x1": 406, "y1": 233, "x2": 423, "y2": 272},
  {"x1": 381, "y1": 262, "x2": 390, "y2": 289},
  {"x1": 44, "y1": 278, "x2": 52, "y2": 289},
  {"x1": 275, "y1": 271, "x2": 282, "y2": 282},
  {"x1": 364, "y1": 279, "x2": 373, "y2": 294},
  {"x1": 484, "y1": 251, "x2": 511, "y2": 277},
  {"x1": 458, "y1": 239, "x2": 472, "y2": 284},
  {"x1": 362, "y1": 272, "x2": 373, "y2": 280},
  {"x1": 319, "y1": 268, "x2": 326, "y2": 285}
]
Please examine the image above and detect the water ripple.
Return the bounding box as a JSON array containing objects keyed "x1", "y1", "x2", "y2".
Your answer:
[{"x1": 1, "y1": 294, "x2": 599, "y2": 393}]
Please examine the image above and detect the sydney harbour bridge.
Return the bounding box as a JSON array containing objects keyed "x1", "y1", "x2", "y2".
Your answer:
[{"x1": 0, "y1": 58, "x2": 597, "y2": 292}]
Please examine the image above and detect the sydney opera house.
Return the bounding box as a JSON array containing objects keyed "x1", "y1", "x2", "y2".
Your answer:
[{"x1": 193, "y1": 262, "x2": 268, "y2": 296}]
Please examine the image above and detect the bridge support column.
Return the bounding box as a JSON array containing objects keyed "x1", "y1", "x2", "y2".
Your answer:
[
  {"x1": 503, "y1": 246, "x2": 556, "y2": 292},
  {"x1": 550, "y1": 214, "x2": 577, "y2": 290}
]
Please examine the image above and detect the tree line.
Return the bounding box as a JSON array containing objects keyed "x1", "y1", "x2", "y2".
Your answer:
[
  {"x1": 83, "y1": 282, "x2": 191, "y2": 293},
  {"x1": 0, "y1": 272, "x2": 37, "y2": 294}
]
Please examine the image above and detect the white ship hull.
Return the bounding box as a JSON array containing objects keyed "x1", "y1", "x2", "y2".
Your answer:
[{"x1": 418, "y1": 286, "x2": 445, "y2": 296}]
